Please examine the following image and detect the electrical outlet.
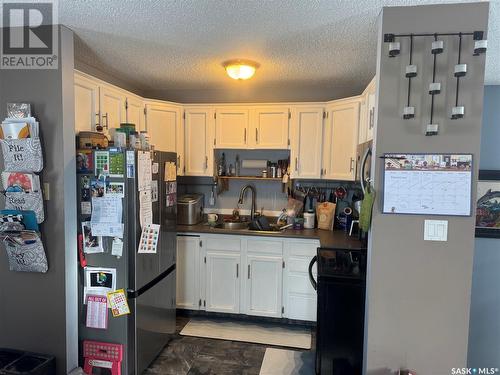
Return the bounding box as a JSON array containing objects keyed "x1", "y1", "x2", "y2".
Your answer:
[
  {"x1": 424, "y1": 220, "x2": 448, "y2": 241},
  {"x1": 43, "y1": 182, "x2": 50, "y2": 200}
]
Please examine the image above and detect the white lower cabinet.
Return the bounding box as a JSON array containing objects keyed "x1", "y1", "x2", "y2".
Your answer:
[
  {"x1": 205, "y1": 251, "x2": 241, "y2": 313},
  {"x1": 244, "y1": 239, "x2": 283, "y2": 318},
  {"x1": 176, "y1": 233, "x2": 318, "y2": 322},
  {"x1": 176, "y1": 235, "x2": 202, "y2": 310},
  {"x1": 204, "y1": 236, "x2": 241, "y2": 313},
  {"x1": 283, "y1": 240, "x2": 319, "y2": 322}
]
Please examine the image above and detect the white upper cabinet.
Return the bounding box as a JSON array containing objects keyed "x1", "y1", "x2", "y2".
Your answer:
[
  {"x1": 74, "y1": 74, "x2": 99, "y2": 133},
  {"x1": 359, "y1": 77, "x2": 376, "y2": 144},
  {"x1": 290, "y1": 106, "x2": 324, "y2": 179},
  {"x1": 249, "y1": 107, "x2": 290, "y2": 149},
  {"x1": 214, "y1": 108, "x2": 249, "y2": 149},
  {"x1": 99, "y1": 84, "x2": 127, "y2": 137},
  {"x1": 126, "y1": 95, "x2": 145, "y2": 132},
  {"x1": 145, "y1": 102, "x2": 183, "y2": 174},
  {"x1": 184, "y1": 107, "x2": 214, "y2": 176},
  {"x1": 322, "y1": 100, "x2": 360, "y2": 181}
]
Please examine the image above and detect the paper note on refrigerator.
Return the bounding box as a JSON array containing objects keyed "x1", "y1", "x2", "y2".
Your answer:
[
  {"x1": 139, "y1": 189, "x2": 152, "y2": 228},
  {"x1": 137, "y1": 151, "x2": 152, "y2": 191},
  {"x1": 137, "y1": 223, "x2": 160, "y2": 254},
  {"x1": 165, "y1": 161, "x2": 177, "y2": 181},
  {"x1": 90, "y1": 196, "x2": 124, "y2": 237},
  {"x1": 86, "y1": 295, "x2": 108, "y2": 329}
]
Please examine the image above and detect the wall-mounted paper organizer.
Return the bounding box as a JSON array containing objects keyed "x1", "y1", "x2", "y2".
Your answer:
[{"x1": 0, "y1": 103, "x2": 48, "y2": 273}]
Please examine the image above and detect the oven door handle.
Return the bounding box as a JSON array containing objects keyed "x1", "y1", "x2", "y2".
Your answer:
[{"x1": 308, "y1": 255, "x2": 317, "y2": 291}]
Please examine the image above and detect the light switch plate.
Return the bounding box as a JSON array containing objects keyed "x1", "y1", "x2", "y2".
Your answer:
[{"x1": 424, "y1": 220, "x2": 448, "y2": 241}]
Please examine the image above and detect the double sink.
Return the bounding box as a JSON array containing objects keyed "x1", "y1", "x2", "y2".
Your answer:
[{"x1": 213, "y1": 221, "x2": 283, "y2": 234}]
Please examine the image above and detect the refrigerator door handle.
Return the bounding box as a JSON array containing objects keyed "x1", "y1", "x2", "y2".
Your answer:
[
  {"x1": 128, "y1": 263, "x2": 176, "y2": 299},
  {"x1": 360, "y1": 147, "x2": 372, "y2": 194}
]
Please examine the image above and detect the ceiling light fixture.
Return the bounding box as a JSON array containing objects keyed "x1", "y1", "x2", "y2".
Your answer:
[{"x1": 223, "y1": 59, "x2": 259, "y2": 80}]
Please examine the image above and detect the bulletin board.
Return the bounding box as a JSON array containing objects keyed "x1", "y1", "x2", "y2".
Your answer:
[{"x1": 382, "y1": 153, "x2": 473, "y2": 216}]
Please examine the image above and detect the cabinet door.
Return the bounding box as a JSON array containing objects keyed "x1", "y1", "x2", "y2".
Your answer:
[
  {"x1": 145, "y1": 102, "x2": 184, "y2": 174},
  {"x1": 250, "y1": 107, "x2": 289, "y2": 149},
  {"x1": 99, "y1": 84, "x2": 127, "y2": 137},
  {"x1": 323, "y1": 101, "x2": 359, "y2": 181},
  {"x1": 184, "y1": 108, "x2": 214, "y2": 176},
  {"x1": 245, "y1": 254, "x2": 283, "y2": 317},
  {"x1": 215, "y1": 108, "x2": 249, "y2": 149},
  {"x1": 205, "y1": 251, "x2": 240, "y2": 313},
  {"x1": 176, "y1": 236, "x2": 201, "y2": 310},
  {"x1": 290, "y1": 107, "x2": 324, "y2": 179},
  {"x1": 283, "y1": 240, "x2": 319, "y2": 322},
  {"x1": 126, "y1": 96, "x2": 145, "y2": 132},
  {"x1": 74, "y1": 74, "x2": 99, "y2": 133},
  {"x1": 366, "y1": 92, "x2": 375, "y2": 141},
  {"x1": 358, "y1": 97, "x2": 368, "y2": 145}
]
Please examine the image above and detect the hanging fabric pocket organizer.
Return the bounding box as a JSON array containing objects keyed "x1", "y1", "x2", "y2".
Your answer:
[
  {"x1": 0, "y1": 137, "x2": 43, "y2": 172},
  {"x1": 4, "y1": 191, "x2": 44, "y2": 223},
  {"x1": 0, "y1": 134, "x2": 46, "y2": 272},
  {"x1": 1, "y1": 232, "x2": 48, "y2": 273}
]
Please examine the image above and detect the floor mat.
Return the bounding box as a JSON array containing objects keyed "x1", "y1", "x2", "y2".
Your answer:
[
  {"x1": 180, "y1": 318, "x2": 312, "y2": 349},
  {"x1": 259, "y1": 348, "x2": 315, "y2": 375}
]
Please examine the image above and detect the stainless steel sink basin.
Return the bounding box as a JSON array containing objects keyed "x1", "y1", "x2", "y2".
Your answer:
[{"x1": 215, "y1": 221, "x2": 249, "y2": 230}]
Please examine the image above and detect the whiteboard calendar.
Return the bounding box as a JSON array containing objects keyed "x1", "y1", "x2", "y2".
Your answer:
[{"x1": 382, "y1": 154, "x2": 473, "y2": 216}]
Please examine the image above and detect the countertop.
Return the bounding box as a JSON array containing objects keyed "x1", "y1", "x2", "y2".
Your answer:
[{"x1": 177, "y1": 223, "x2": 367, "y2": 250}]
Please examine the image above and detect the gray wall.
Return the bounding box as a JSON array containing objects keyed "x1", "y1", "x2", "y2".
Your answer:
[
  {"x1": 468, "y1": 85, "x2": 500, "y2": 368},
  {"x1": 0, "y1": 26, "x2": 78, "y2": 374},
  {"x1": 365, "y1": 3, "x2": 489, "y2": 374}
]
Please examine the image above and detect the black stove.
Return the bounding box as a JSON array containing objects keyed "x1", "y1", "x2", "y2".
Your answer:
[{"x1": 309, "y1": 248, "x2": 367, "y2": 375}]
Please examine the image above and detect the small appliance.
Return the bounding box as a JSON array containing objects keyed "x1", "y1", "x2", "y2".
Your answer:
[{"x1": 178, "y1": 194, "x2": 204, "y2": 225}]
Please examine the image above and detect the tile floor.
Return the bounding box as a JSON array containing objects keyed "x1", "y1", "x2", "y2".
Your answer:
[{"x1": 144, "y1": 316, "x2": 315, "y2": 375}]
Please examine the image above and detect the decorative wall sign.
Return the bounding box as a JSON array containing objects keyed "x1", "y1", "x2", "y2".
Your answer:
[{"x1": 475, "y1": 170, "x2": 500, "y2": 238}]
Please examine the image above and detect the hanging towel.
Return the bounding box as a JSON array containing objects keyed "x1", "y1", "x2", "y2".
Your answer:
[{"x1": 359, "y1": 187, "x2": 376, "y2": 232}]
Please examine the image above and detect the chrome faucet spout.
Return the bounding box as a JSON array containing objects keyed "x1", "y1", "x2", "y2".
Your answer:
[{"x1": 238, "y1": 185, "x2": 257, "y2": 221}]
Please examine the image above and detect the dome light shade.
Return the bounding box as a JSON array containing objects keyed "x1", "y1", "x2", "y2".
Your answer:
[{"x1": 223, "y1": 59, "x2": 259, "y2": 80}]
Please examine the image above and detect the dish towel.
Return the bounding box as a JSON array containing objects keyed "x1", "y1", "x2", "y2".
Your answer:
[{"x1": 359, "y1": 187, "x2": 375, "y2": 232}]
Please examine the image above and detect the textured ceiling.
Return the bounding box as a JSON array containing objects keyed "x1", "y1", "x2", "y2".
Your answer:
[{"x1": 60, "y1": 0, "x2": 499, "y2": 102}]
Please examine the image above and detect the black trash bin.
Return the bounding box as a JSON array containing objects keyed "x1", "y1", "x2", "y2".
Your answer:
[{"x1": 0, "y1": 349, "x2": 55, "y2": 375}]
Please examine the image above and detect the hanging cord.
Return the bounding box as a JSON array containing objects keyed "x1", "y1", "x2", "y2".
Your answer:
[
  {"x1": 407, "y1": 34, "x2": 413, "y2": 107},
  {"x1": 455, "y1": 33, "x2": 462, "y2": 107},
  {"x1": 430, "y1": 33, "x2": 438, "y2": 124}
]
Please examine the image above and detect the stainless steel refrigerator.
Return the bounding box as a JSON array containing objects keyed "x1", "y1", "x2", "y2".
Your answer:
[{"x1": 77, "y1": 149, "x2": 177, "y2": 375}]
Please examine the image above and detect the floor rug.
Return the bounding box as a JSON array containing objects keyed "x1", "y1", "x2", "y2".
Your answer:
[
  {"x1": 259, "y1": 348, "x2": 315, "y2": 375},
  {"x1": 180, "y1": 318, "x2": 312, "y2": 349}
]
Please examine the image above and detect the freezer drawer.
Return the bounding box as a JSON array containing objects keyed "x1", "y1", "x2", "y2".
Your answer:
[{"x1": 134, "y1": 270, "x2": 176, "y2": 374}]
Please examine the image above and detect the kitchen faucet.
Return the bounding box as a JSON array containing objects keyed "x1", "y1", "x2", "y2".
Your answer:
[{"x1": 238, "y1": 185, "x2": 257, "y2": 221}]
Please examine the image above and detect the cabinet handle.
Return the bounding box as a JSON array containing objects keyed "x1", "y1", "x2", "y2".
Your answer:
[
  {"x1": 369, "y1": 109, "x2": 374, "y2": 129},
  {"x1": 102, "y1": 113, "x2": 109, "y2": 129},
  {"x1": 236, "y1": 264, "x2": 239, "y2": 278},
  {"x1": 350, "y1": 158, "x2": 355, "y2": 172},
  {"x1": 177, "y1": 155, "x2": 181, "y2": 170},
  {"x1": 244, "y1": 128, "x2": 247, "y2": 143},
  {"x1": 205, "y1": 156, "x2": 208, "y2": 170},
  {"x1": 255, "y1": 128, "x2": 258, "y2": 143},
  {"x1": 248, "y1": 264, "x2": 251, "y2": 279},
  {"x1": 295, "y1": 157, "x2": 298, "y2": 171}
]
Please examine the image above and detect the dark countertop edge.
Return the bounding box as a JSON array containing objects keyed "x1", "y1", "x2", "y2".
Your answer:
[{"x1": 176, "y1": 224, "x2": 367, "y2": 251}]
